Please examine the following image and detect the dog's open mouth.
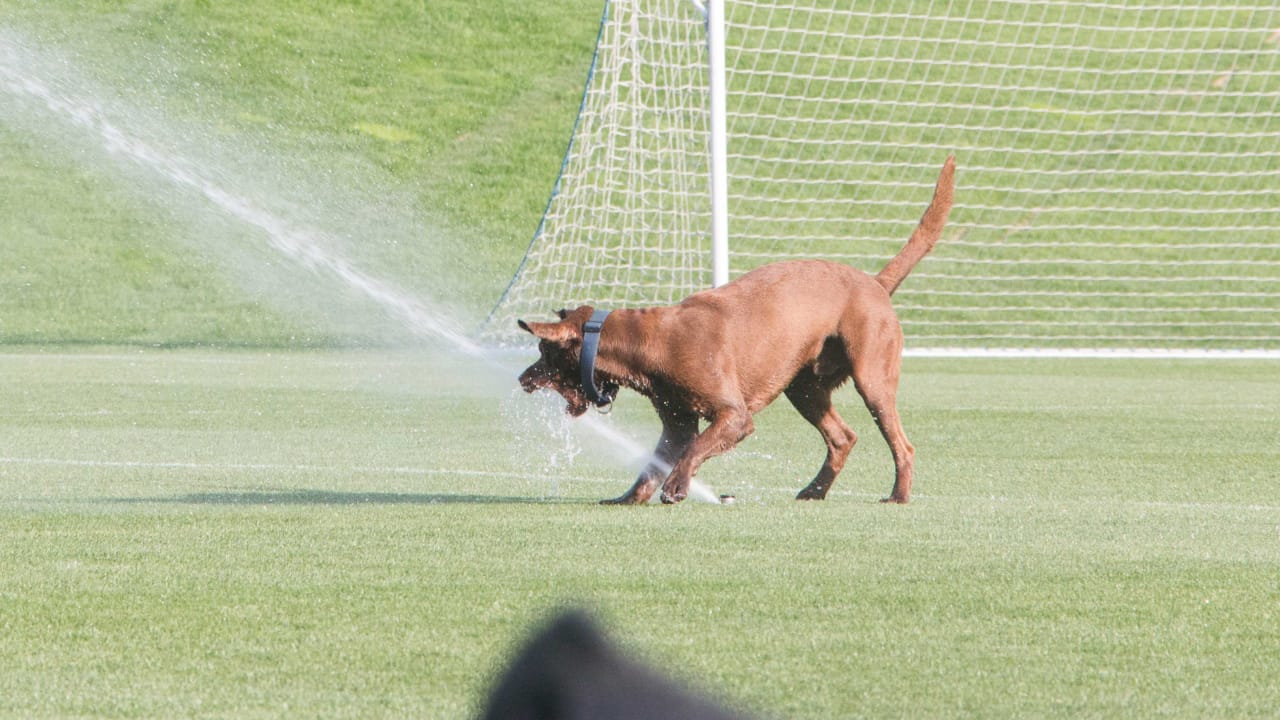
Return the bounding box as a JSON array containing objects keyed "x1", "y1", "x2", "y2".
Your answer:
[{"x1": 519, "y1": 371, "x2": 592, "y2": 417}]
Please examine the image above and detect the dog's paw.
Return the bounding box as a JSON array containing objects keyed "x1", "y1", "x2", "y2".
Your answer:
[
  {"x1": 879, "y1": 495, "x2": 910, "y2": 505},
  {"x1": 659, "y1": 490, "x2": 687, "y2": 504},
  {"x1": 795, "y1": 486, "x2": 829, "y2": 501}
]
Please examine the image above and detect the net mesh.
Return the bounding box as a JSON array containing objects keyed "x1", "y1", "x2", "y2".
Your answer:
[{"x1": 487, "y1": 1, "x2": 1280, "y2": 353}]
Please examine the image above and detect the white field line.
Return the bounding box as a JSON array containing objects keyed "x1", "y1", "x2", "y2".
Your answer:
[
  {"x1": 6, "y1": 349, "x2": 1278, "y2": 365},
  {"x1": 0, "y1": 455, "x2": 719, "y2": 503},
  {"x1": 904, "y1": 348, "x2": 1280, "y2": 359},
  {"x1": 3, "y1": 456, "x2": 1277, "y2": 513},
  {"x1": 0, "y1": 351, "x2": 445, "y2": 365},
  {"x1": 0, "y1": 456, "x2": 594, "y2": 483}
]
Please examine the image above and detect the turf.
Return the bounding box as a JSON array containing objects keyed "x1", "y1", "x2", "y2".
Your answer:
[
  {"x1": 2, "y1": 2, "x2": 1279, "y2": 718},
  {"x1": 2, "y1": 350, "x2": 1277, "y2": 718},
  {"x1": 0, "y1": 0, "x2": 599, "y2": 344}
]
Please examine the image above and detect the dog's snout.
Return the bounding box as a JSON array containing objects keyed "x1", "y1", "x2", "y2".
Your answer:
[
  {"x1": 518, "y1": 367, "x2": 540, "y2": 393},
  {"x1": 519, "y1": 359, "x2": 555, "y2": 394}
]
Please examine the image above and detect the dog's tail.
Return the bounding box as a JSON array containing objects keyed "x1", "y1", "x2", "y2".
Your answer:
[{"x1": 875, "y1": 155, "x2": 956, "y2": 296}]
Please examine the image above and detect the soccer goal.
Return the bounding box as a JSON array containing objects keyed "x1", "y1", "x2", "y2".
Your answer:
[{"x1": 487, "y1": 0, "x2": 1280, "y2": 356}]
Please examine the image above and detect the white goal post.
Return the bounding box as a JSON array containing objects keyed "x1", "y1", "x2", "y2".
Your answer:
[{"x1": 487, "y1": 0, "x2": 1280, "y2": 357}]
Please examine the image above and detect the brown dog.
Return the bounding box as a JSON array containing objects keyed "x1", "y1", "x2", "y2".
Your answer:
[{"x1": 519, "y1": 156, "x2": 955, "y2": 505}]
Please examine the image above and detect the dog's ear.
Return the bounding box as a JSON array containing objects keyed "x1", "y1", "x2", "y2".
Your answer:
[
  {"x1": 556, "y1": 308, "x2": 570, "y2": 320},
  {"x1": 518, "y1": 318, "x2": 578, "y2": 345}
]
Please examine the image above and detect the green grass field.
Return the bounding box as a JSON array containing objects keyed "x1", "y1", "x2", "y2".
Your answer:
[
  {"x1": 2, "y1": 351, "x2": 1278, "y2": 718},
  {"x1": 2, "y1": 1, "x2": 1279, "y2": 718}
]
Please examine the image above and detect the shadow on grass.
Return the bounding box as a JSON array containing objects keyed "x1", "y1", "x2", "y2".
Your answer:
[{"x1": 111, "y1": 489, "x2": 569, "y2": 506}]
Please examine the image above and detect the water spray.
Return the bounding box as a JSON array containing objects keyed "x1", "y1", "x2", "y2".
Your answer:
[
  {"x1": 1, "y1": 34, "x2": 724, "y2": 503},
  {"x1": 0, "y1": 43, "x2": 479, "y2": 357}
]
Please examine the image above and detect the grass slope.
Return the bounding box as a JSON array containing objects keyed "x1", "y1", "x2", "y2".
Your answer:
[
  {"x1": 0, "y1": 125, "x2": 308, "y2": 347},
  {"x1": 0, "y1": 1, "x2": 599, "y2": 345},
  {"x1": 2, "y1": 351, "x2": 1278, "y2": 718}
]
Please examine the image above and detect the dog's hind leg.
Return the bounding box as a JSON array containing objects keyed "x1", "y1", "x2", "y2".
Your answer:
[
  {"x1": 864, "y1": 395, "x2": 913, "y2": 504},
  {"x1": 602, "y1": 407, "x2": 697, "y2": 505},
  {"x1": 659, "y1": 407, "x2": 754, "y2": 504},
  {"x1": 785, "y1": 372, "x2": 858, "y2": 500},
  {"x1": 849, "y1": 336, "x2": 915, "y2": 504}
]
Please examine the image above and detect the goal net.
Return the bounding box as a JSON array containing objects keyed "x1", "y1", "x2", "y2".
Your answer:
[{"x1": 487, "y1": 1, "x2": 1280, "y2": 355}]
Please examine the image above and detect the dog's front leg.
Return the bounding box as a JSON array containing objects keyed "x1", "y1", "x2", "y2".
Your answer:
[
  {"x1": 660, "y1": 408, "x2": 753, "y2": 504},
  {"x1": 602, "y1": 408, "x2": 697, "y2": 505}
]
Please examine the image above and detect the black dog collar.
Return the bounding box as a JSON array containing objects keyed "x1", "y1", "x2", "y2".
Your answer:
[{"x1": 580, "y1": 308, "x2": 613, "y2": 406}]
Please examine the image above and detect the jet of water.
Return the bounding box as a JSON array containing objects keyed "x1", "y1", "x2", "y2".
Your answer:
[
  {"x1": 1, "y1": 49, "x2": 480, "y2": 357},
  {"x1": 1, "y1": 33, "x2": 723, "y2": 503}
]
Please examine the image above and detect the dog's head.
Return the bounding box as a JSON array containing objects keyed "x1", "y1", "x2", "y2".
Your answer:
[{"x1": 517, "y1": 306, "x2": 618, "y2": 417}]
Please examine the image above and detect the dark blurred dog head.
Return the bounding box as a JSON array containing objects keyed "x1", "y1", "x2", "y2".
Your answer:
[
  {"x1": 479, "y1": 610, "x2": 752, "y2": 720},
  {"x1": 518, "y1": 306, "x2": 617, "y2": 417}
]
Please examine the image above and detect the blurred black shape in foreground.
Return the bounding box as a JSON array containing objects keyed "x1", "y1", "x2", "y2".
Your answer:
[{"x1": 479, "y1": 610, "x2": 754, "y2": 720}]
